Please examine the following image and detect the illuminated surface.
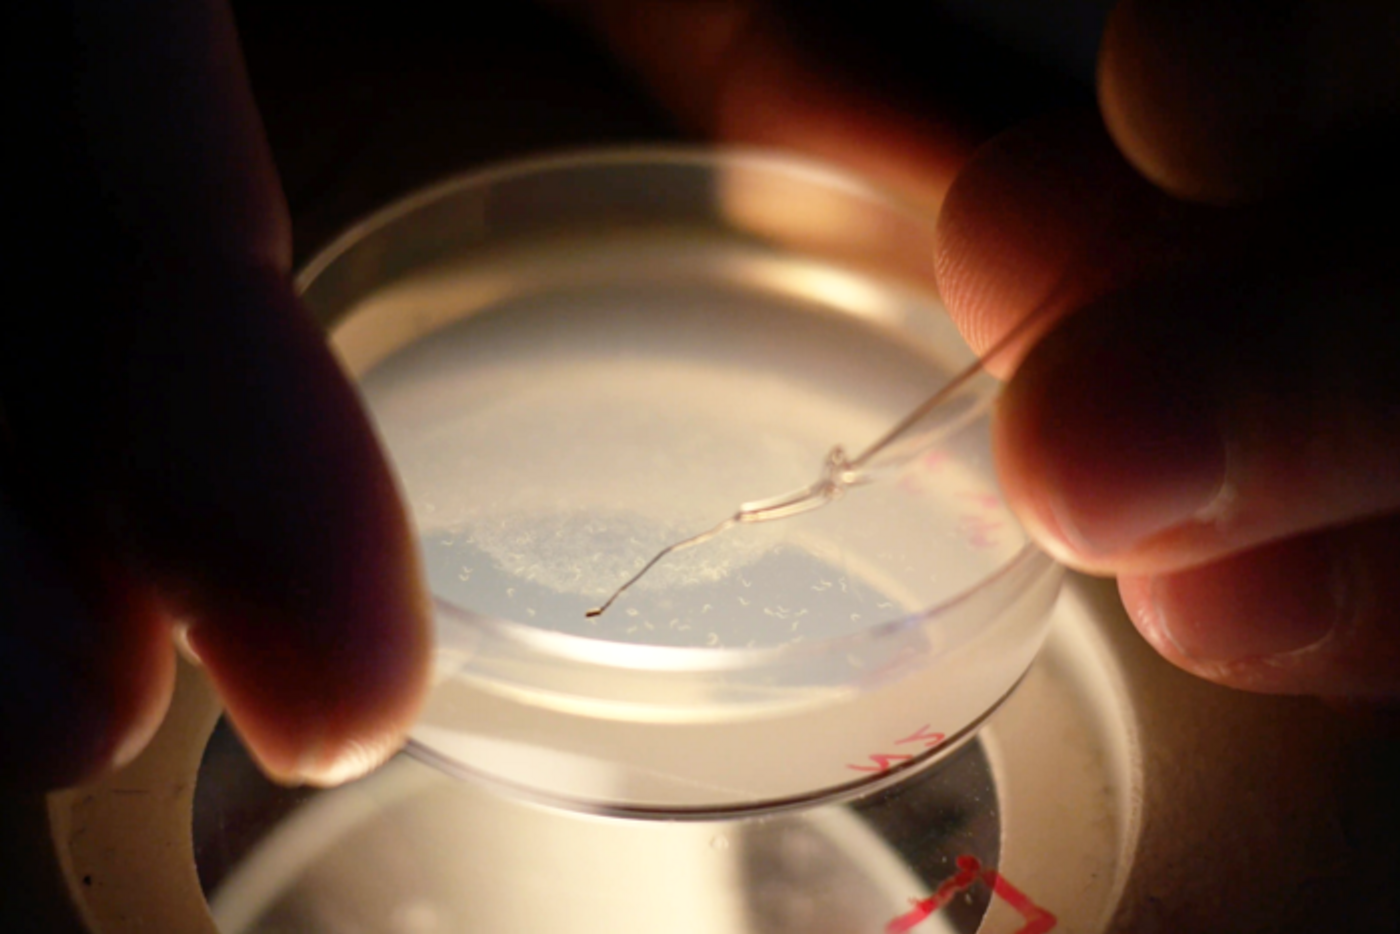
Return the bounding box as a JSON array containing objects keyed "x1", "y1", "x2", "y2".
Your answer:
[
  {"x1": 191, "y1": 580, "x2": 1141, "y2": 934},
  {"x1": 358, "y1": 247, "x2": 1020, "y2": 647},
  {"x1": 196, "y1": 726, "x2": 999, "y2": 934}
]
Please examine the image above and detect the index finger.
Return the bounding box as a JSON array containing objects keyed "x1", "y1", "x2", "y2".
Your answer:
[{"x1": 6, "y1": 0, "x2": 431, "y2": 787}]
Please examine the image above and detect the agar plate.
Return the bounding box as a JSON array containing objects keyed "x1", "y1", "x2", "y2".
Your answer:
[{"x1": 300, "y1": 150, "x2": 1063, "y2": 813}]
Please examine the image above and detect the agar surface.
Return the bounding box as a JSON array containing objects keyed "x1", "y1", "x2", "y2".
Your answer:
[{"x1": 586, "y1": 446, "x2": 854, "y2": 618}]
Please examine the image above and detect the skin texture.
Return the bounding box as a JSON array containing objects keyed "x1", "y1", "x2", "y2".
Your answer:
[{"x1": 4, "y1": 0, "x2": 1396, "y2": 791}]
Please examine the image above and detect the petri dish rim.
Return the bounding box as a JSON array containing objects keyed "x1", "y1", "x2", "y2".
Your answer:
[
  {"x1": 295, "y1": 146, "x2": 923, "y2": 294},
  {"x1": 399, "y1": 679, "x2": 1023, "y2": 822},
  {"x1": 301, "y1": 146, "x2": 1059, "y2": 693}
]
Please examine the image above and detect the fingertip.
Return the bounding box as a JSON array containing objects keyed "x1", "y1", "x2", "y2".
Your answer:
[
  {"x1": 996, "y1": 307, "x2": 1230, "y2": 574},
  {"x1": 991, "y1": 380, "x2": 1087, "y2": 572},
  {"x1": 1119, "y1": 520, "x2": 1400, "y2": 699},
  {"x1": 1098, "y1": 0, "x2": 1296, "y2": 203},
  {"x1": 1115, "y1": 573, "x2": 1177, "y2": 663},
  {"x1": 933, "y1": 112, "x2": 1151, "y2": 374},
  {"x1": 10, "y1": 259, "x2": 441, "y2": 791},
  {"x1": 227, "y1": 715, "x2": 415, "y2": 790},
  {"x1": 1098, "y1": 0, "x2": 1400, "y2": 204},
  {"x1": 186, "y1": 549, "x2": 432, "y2": 788},
  {"x1": 77, "y1": 266, "x2": 437, "y2": 788},
  {"x1": 1116, "y1": 556, "x2": 1339, "y2": 697},
  {"x1": 101, "y1": 586, "x2": 178, "y2": 777}
]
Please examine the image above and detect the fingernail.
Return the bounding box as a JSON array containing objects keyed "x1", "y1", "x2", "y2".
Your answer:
[
  {"x1": 1020, "y1": 337, "x2": 1228, "y2": 557},
  {"x1": 1151, "y1": 537, "x2": 1342, "y2": 663}
]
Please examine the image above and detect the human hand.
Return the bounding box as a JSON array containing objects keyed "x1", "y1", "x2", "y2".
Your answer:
[
  {"x1": 2, "y1": 1, "x2": 431, "y2": 790},
  {"x1": 937, "y1": 0, "x2": 1400, "y2": 699},
  {"x1": 576, "y1": 0, "x2": 1400, "y2": 699}
]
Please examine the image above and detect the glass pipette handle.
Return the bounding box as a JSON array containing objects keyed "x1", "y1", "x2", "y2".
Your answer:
[
  {"x1": 836, "y1": 365, "x2": 1002, "y2": 486},
  {"x1": 835, "y1": 294, "x2": 1059, "y2": 487}
]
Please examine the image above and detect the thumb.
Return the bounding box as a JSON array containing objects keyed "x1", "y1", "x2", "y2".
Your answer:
[{"x1": 5, "y1": 0, "x2": 431, "y2": 788}]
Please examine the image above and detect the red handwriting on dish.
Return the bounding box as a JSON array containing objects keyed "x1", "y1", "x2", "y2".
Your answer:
[
  {"x1": 959, "y1": 515, "x2": 1004, "y2": 548},
  {"x1": 846, "y1": 724, "x2": 947, "y2": 773},
  {"x1": 894, "y1": 453, "x2": 1005, "y2": 547},
  {"x1": 898, "y1": 451, "x2": 949, "y2": 494},
  {"x1": 886, "y1": 855, "x2": 1057, "y2": 934},
  {"x1": 957, "y1": 491, "x2": 1005, "y2": 548},
  {"x1": 958, "y1": 491, "x2": 1001, "y2": 511}
]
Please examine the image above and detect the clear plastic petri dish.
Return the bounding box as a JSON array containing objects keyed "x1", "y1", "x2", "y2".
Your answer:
[{"x1": 299, "y1": 149, "x2": 1063, "y2": 816}]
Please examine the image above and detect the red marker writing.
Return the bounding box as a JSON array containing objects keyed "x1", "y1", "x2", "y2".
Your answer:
[{"x1": 886, "y1": 855, "x2": 1057, "y2": 934}]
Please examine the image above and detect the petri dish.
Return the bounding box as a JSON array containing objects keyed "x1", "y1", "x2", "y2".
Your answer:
[{"x1": 300, "y1": 149, "x2": 1063, "y2": 815}]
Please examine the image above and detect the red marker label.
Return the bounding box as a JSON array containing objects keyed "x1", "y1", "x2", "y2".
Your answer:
[
  {"x1": 847, "y1": 752, "x2": 916, "y2": 774},
  {"x1": 886, "y1": 855, "x2": 1057, "y2": 934},
  {"x1": 847, "y1": 725, "x2": 947, "y2": 773}
]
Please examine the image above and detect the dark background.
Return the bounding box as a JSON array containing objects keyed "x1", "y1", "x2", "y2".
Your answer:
[{"x1": 227, "y1": 0, "x2": 1097, "y2": 261}]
